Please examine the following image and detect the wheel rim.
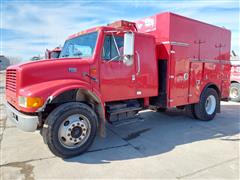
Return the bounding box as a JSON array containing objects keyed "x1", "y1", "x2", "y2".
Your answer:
[
  {"x1": 230, "y1": 87, "x2": 239, "y2": 98},
  {"x1": 58, "y1": 114, "x2": 91, "y2": 149},
  {"x1": 205, "y1": 95, "x2": 216, "y2": 115}
]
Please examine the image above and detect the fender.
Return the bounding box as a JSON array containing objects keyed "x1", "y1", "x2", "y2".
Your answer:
[
  {"x1": 24, "y1": 79, "x2": 107, "y2": 137},
  {"x1": 19, "y1": 79, "x2": 92, "y2": 112},
  {"x1": 19, "y1": 79, "x2": 106, "y2": 136},
  {"x1": 201, "y1": 82, "x2": 221, "y2": 97}
]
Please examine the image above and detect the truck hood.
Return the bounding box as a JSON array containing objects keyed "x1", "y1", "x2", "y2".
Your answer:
[{"x1": 11, "y1": 58, "x2": 91, "y2": 88}]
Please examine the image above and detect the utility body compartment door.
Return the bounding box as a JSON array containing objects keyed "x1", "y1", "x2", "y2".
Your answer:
[
  {"x1": 188, "y1": 62, "x2": 203, "y2": 103},
  {"x1": 168, "y1": 45, "x2": 190, "y2": 107}
]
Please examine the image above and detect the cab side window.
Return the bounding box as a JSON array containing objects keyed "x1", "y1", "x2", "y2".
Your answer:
[{"x1": 102, "y1": 35, "x2": 124, "y2": 60}]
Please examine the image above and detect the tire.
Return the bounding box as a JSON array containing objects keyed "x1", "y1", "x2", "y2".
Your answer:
[
  {"x1": 194, "y1": 88, "x2": 219, "y2": 121},
  {"x1": 42, "y1": 102, "x2": 98, "y2": 158},
  {"x1": 185, "y1": 104, "x2": 198, "y2": 119},
  {"x1": 229, "y1": 83, "x2": 240, "y2": 102},
  {"x1": 157, "y1": 107, "x2": 167, "y2": 112}
]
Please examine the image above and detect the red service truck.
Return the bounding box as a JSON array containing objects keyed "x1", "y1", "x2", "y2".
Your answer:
[
  {"x1": 229, "y1": 62, "x2": 240, "y2": 102},
  {"x1": 5, "y1": 12, "x2": 231, "y2": 158},
  {"x1": 45, "y1": 47, "x2": 62, "y2": 59}
]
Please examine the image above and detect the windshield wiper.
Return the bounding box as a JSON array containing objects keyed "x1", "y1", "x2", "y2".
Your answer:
[
  {"x1": 73, "y1": 52, "x2": 83, "y2": 57},
  {"x1": 61, "y1": 54, "x2": 69, "y2": 57}
]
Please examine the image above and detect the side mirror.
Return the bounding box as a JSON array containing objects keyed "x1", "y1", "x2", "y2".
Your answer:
[
  {"x1": 123, "y1": 32, "x2": 134, "y2": 56},
  {"x1": 123, "y1": 32, "x2": 134, "y2": 66},
  {"x1": 45, "y1": 49, "x2": 50, "y2": 59}
]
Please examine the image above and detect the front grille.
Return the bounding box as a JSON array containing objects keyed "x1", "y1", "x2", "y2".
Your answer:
[{"x1": 6, "y1": 69, "x2": 17, "y2": 93}]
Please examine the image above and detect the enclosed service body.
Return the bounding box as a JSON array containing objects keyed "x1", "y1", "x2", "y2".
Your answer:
[
  {"x1": 136, "y1": 13, "x2": 231, "y2": 107},
  {"x1": 5, "y1": 12, "x2": 231, "y2": 158}
]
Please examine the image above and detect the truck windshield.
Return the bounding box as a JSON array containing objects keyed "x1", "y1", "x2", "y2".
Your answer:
[{"x1": 59, "y1": 31, "x2": 98, "y2": 58}]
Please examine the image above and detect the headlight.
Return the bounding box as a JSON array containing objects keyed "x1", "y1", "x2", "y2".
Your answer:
[{"x1": 18, "y1": 96, "x2": 44, "y2": 108}]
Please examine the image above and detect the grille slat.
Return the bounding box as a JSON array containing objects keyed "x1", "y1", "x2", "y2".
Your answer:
[{"x1": 6, "y1": 69, "x2": 17, "y2": 93}]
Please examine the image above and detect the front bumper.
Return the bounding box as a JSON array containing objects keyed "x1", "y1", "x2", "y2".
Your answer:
[{"x1": 5, "y1": 102, "x2": 39, "y2": 132}]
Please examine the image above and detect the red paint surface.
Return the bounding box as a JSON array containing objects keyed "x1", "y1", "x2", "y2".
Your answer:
[
  {"x1": 230, "y1": 65, "x2": 240, "y2": 83},
  {"x1": 6, "y1": 12, "x2": 231, "y2": 114}
]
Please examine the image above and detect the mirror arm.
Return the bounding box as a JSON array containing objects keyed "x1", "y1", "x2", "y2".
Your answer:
[
  {"x1": 111, "y1": 32, "x2": 121, "y2": 56},
  {"x1": 106, "y1": 55, "x2": 122, "y2": 63}
]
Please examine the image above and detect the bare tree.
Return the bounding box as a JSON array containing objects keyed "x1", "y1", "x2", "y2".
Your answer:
[{"x1": 6, "y1": 56, "x2": 23, "y2": 65}]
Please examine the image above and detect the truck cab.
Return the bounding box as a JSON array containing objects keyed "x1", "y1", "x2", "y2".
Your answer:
[
  {"x1": 6, "y1": 21, "x2": 158, "y2": 158},
  {"x1": 5, "y1": 12, "x2": 231, "y2": 158},
  {"x1": 45, "y1": 47, "x2": 62, "y2": 59}
]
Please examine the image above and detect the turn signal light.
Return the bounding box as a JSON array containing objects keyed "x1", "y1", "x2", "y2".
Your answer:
[{"x1": 19, "y1": 96, "x2": 44, "y2": 108}]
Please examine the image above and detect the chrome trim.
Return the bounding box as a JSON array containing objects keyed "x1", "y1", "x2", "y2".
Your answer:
[
  {"x1": 111, "y1": 32, "x2": 120, "y2": 56},
  {"x1": 161, "y1": 41, "x2": 189, "y2": 47},
  {"x1": 5, "y1": 102, "x2": 39, "y2": 132},
  {"x1": 135, "y1": 51, "x2": 141, "y2": 75},
  {"x1": 191, "y1": 58, "x2": 231, "y2": 64}
]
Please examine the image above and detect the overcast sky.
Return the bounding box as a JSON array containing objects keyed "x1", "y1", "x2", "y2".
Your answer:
[{"x1": 0, "y1": 0, "x2": 239, "y2": 60}]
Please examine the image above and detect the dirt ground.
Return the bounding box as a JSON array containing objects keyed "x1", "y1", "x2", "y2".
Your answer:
[{"x1": 0, "y1": 71, "x2": 239, "y2": 179}]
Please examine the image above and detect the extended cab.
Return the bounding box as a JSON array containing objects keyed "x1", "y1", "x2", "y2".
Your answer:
[{"x1": 5, "y1": 12, "x2": 231, "y2": 158}]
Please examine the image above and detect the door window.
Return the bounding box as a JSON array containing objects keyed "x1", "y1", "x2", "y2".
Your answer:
[{"x1": 102, "y1": 35, "x2": 124, "y2": 61}]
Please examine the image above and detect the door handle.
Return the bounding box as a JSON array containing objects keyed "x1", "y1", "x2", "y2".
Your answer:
[
  {"x1": 82, "y1": 72, "x2": 98, "y2": 82},
  {"x1": 135, "y1": 51, "x2": 141, "y2": 76}
]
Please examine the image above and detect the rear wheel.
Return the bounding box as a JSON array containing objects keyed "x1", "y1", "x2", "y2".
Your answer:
[
  {"x1": 229, "y1": 83, "x2": 240, "y2": 102},
  {"x1": 156, "y1": 107, "x2": 167, "y2": 112},
  {"x1": 185, "y1": 104, "x2": 198, "y2": 119},
  {"x1": 42, "y1": 102, "x2": 98, "y2": 158},
  {"x1": 194, "y1": 88, "x2": 219, "y2": 121}
]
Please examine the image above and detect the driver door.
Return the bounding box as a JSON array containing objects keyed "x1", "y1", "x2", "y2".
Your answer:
[{"x1": 100, "y1": 34, "x2": 136, "y2": 102}]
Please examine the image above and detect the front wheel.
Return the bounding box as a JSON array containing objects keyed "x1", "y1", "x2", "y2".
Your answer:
[
  {"x1": 194, "y1": 88, "x2": 219, "y2": 121},
  {"x1": 42, "y1": 102, "x2": 98, "y2": 158},
  {"x1": 229, "y1": 83, "x2": 240, "y2": 102}
]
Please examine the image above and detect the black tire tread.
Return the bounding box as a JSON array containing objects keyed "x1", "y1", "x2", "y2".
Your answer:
[
  {"x1": 194, "y1": 88, "x2": 219, "y2": 121},
  {"x1": 157, "y1": 107, "x2": 167, "y2": 112},
  {"x1": 185, "y1": 104, "x2": 198, "y2": 119}
]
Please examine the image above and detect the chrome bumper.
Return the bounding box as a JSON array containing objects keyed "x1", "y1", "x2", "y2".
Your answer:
[{"x1": 5, "y1": 102, "x2": 39, "y2": 132}]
